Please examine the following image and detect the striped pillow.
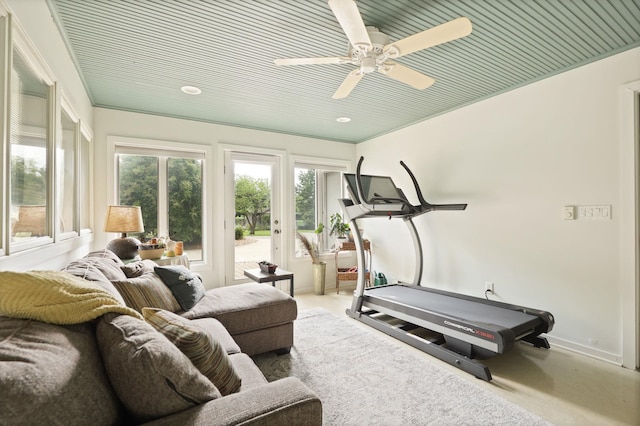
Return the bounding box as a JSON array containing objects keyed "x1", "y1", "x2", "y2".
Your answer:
[
  {"x1": 142, "y1": 308, "x2": 242, "y2": 396},
  {"x1": 112, "y1": 270, "x2": 181, "y2": 313}
]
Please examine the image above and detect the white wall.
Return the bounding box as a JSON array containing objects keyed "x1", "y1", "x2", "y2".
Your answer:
[
  {"x1": 93, "y1": 108, "x2": 356, "y2": 289},
  {"x1": 356, "y1": 47, "x2": 640, "y2": 363}
]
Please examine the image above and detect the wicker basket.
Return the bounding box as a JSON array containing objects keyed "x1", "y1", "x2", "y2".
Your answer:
[{"x1": 337, "y1": 268, "x2": 370, "y2": 282}]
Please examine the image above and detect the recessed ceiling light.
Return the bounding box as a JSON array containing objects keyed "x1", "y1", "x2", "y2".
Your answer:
[
  {"x1": 181, "y1": 85, "x2": 202, "y2": 95},
  {"x1": 336, "y1": 117, "x2": 351, "y2": 123}
]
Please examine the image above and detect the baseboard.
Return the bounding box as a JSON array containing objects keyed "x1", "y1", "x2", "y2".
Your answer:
[{"x1": 547, "y1": 335, "x2": 622, "y2": 365}]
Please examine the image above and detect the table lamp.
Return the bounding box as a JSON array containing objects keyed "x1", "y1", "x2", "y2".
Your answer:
[{"x1": 104, "y1": 205, "x2": 144, "y2": 259}]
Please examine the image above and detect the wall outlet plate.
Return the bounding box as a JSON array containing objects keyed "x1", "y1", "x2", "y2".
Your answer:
[{"x1": 563, "y1": 206, "x2": 576, "y2": 220}]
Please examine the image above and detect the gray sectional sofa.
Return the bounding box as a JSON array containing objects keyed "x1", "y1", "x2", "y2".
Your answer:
[{"x1": 0, "y1": 250, "x2": 322, "y2": 425}]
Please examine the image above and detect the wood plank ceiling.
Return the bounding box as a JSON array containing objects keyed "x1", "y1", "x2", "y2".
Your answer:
[{"x1": 46, "y1": 0, "x2": 640, "y2": 143}]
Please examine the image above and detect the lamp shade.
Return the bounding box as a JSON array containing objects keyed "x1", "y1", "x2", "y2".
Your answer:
[{"x1": 104, "y1": 206, "x2": 144, "y2": 234}]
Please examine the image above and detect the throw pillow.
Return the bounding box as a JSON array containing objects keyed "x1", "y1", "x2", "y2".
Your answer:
[
  {"x1": 154, "y1": 265, "x2": 205, "y2": 311},
  {"x1": 96, "y1": 313, "x2": 221, "y2": 422},
  {"x1": 111, "y1": 270, "x2": 182, "y2": 313},
  {"x1": 83, "y1": 250, "x2": 128, "y2": 281},
  {"x1": 142, "y1": 308, "x2": 242, "y2": 395},
  {"x1": 120, "y1": 260, "x2": 149, "y2": 278},
  {"x1": 62, "y1": 259, "x2": 126, "y2": 305}
]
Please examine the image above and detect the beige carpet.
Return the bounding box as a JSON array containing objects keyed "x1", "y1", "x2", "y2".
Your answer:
[{"x1": 252, "y1": 308, "x2": 553, "y2": 426}]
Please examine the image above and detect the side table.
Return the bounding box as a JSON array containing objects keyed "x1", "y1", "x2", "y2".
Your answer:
[
  {"x1": 150, "y1": 254, "x2": 190, "y2": 269},
  {"x1": 244, "y1": 268, "x2": 294, "y2": 297}
]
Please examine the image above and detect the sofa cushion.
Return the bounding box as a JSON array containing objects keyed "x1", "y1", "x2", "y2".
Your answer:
[
  {"x1": 0, "y1": 317, "x2": 124, "y2": 426},
  {"x1": 191, "y1": 317, "x2": 242, "y2": 354},
  {"x1": 154, "y1": 265, "x2": 205, "y2": 311},
  {"x1": 142, "y1": 308, "x2": 242, "y2": 396},
  {"x1": 96, "y1": 313, "x2": 220, "y2": 422},
  {"x1": 111, "y1": 268, "x2": 181, "y2": 313},
  {"x1": 229, "y1": 353, "x2": 269, "y2": 391},
  {"x1": 180, "y1": 283, "x2": 297, "y2": 335},
  {"x1": 62, "y1": 259, "x2": 126, "y2": 305},
  {"x1": 82, "y1": 250, "x2": 128, "y2": 281}
]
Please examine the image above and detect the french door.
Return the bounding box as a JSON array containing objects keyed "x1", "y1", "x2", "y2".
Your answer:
[{"x1": 224, "y1": 151, "x2": 282, "y2": 285}]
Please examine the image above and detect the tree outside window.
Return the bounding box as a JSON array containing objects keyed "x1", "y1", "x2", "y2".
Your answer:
[{"x1": 117, "y1": 153, "x2": 203, "y2": 261}]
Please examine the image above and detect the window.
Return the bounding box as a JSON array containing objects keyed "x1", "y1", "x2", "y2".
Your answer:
[
  {"x1": 9, "y1": 45, "x2": 53, "y2": 249},
  {"x1": 115, "y1": 146, "x2": 204, "y2": 262},
  {"x1": 0, "y1": 10, "x2": 92, "y2": 261},
  {"x1": 57, "y1": 107, "x2": 77, "y2": 239},
  {"x1": 78, "y1": 129, "x2": 92, "y2": 233},
  {"x1": 293, "y1": 158, "x2": 349, "y2": 257}
]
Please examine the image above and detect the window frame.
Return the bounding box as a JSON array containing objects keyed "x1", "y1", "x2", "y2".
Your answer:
[
  {"x1": 0, "y1": 6, "x2": 94, "y2": 266},
  {"x1": 5, "y1": 11, "x2": 57, "y2": 254},
  {"x1": 78, "y1": 123, "x2": 94, "y2": 235},
  {"x1": 107, "y1": 136, "x2": 212, "y2": 269},
  {"x1": 290, "y1": 155, "x2": 350, "y2": 260},
  {"x1": 57, "y1": 95, "x2": 80, "y2": 241}
]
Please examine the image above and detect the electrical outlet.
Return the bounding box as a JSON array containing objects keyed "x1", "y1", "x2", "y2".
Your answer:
[{"x1": 484, "y1": 281, "x2": 494, "y2": 292}]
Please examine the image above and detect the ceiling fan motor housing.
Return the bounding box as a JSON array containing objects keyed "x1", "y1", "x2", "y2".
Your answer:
[
  {"x1": 367, "y1": 26, "x2": 389, "y2": 53},
  {"x1": 349, "y1": 26, "x2": 389, "y2": 59}
]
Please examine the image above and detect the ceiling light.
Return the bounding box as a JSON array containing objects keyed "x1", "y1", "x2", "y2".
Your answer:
[
  {"x1": 181, "y1": 85, "x2": 202, "y2": 95},
  {"x1": 336, "y1": 117, "x2": 351, "y2": 123}
]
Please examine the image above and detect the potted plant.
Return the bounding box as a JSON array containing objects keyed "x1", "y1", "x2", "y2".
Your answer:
[
  {"x1": 329, "y1": 213, "x2": 350, "y2": 247},
  {"x1": 297, "y1": 225, "x2": 326, "y2": 295}
]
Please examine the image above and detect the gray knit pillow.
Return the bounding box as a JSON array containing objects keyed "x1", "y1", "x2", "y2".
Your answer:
[
  {"x1": 154, "y1": 265, "x2": 205, "y2": 311},
  {"x1": 96, "y1": 313, "x2": 220, "y2": 422}
]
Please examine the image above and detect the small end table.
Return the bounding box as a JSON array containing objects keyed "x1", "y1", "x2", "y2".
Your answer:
[{"x1": 244, "y1": 268, "x2": 294, "y2": 297}]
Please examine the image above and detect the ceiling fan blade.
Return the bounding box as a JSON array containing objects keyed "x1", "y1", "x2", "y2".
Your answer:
[
  {"x1": 274, "y1": 57, "x2": 348, "y2": 66},
  {"x1": 332, "y1": 69, "x2": 363, "y2": 99},
  {"x1": 328, "y1": 0, "x2": 371, "y2": 53},
  {"x1": 379, "y1": 63, "x2": 435, "y2": 90},
  {"x1": 384, "y1": 17, "x2": 472, "y2": 58}
]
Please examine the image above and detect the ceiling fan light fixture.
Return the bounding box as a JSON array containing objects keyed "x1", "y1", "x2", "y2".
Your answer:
[
  {"x1": 336, "y1": 117, "x2": 351, "y2": 123},
  {"x1": 181, "y1": 85, "x2": 202, "y2": 95}
]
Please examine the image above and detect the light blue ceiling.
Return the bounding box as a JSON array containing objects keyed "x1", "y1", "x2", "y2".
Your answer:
[{"x1": 47, "y1": 0, "x2": 640, "y2": 143}]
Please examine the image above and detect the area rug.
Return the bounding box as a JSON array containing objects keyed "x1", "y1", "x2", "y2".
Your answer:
[{"x1": 252, "y1": 308, "x2": 553, "y2": 426}]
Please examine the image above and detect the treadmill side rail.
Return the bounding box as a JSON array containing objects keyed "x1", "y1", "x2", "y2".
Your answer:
[{"x1": 358, "y1": 311, "x2": 492, "y2": 381}]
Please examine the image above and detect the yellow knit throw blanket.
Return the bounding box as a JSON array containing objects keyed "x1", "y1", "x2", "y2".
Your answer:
[{"x1": 0, "y1": 270, "x2": 143, "y2": 324}]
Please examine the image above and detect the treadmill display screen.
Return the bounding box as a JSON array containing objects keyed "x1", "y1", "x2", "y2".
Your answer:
[{"x1": 344, "y1": 173, "x2": 402, "y2": 203}]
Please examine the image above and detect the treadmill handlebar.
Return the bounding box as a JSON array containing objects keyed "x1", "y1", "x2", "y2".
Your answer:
[
  {"x1": 399, "y1": 160, "x2": 467, "y2": 212},
  {"x1": 354, "y1": 156, "x2": 467, "y2": 215}
]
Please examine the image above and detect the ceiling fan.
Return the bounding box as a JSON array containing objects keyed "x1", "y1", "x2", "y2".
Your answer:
[{"x1": 274, "y1": 0, "x2": 472, "y2": 99}]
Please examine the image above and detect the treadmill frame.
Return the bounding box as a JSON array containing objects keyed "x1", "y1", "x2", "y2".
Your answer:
[{"x1": 340, "y1": 158, "x2": 554, "y2": 381}]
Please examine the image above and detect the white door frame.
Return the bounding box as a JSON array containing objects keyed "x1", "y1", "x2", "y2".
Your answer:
[
  {"x1": 620, "y1": 79, "x2": 640, "y2": 369},
  {"x1": 221, "y1": 146, "x2": 286, "y2": 286}
]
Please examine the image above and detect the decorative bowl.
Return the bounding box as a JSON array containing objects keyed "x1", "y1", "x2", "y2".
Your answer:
[
  {"x1": 259, "y1": 262, "x2": 277, "y2": 274},
  {"x1": 139, "y1": 247, "x2": 165, "y2": 259}
]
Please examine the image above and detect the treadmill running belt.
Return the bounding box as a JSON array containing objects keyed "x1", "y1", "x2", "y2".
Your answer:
[{"x1": 364, "y1": 285, "x2": 540, "y2": 332}]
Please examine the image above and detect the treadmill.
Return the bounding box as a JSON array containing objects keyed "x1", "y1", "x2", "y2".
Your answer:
[{"x1": 340, "y1": 157, "x2": 554, "y2": 381}]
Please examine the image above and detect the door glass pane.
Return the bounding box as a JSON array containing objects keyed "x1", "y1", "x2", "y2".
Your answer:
[
  {"x1": 295, "y1": 167, "x2": 320, "y2": 253},
  {"x1": 58, "y1": 109, "x2": 76, "y2": 236},
  {"x1": 168, "y1": 157, "x2": 203, "y2": 261},
  {"x1": 10, "y1": 48, "x2": 50, "y2": 244},
  {"x1": 118, "y1": 155, "x2": 158, "y2": 240},
  {"x1": 79, "y1": 133, "x2": 91, "y2": 231},
  {"x1": 234, "y1": 161, "x2": 272, "y2": 279}
]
